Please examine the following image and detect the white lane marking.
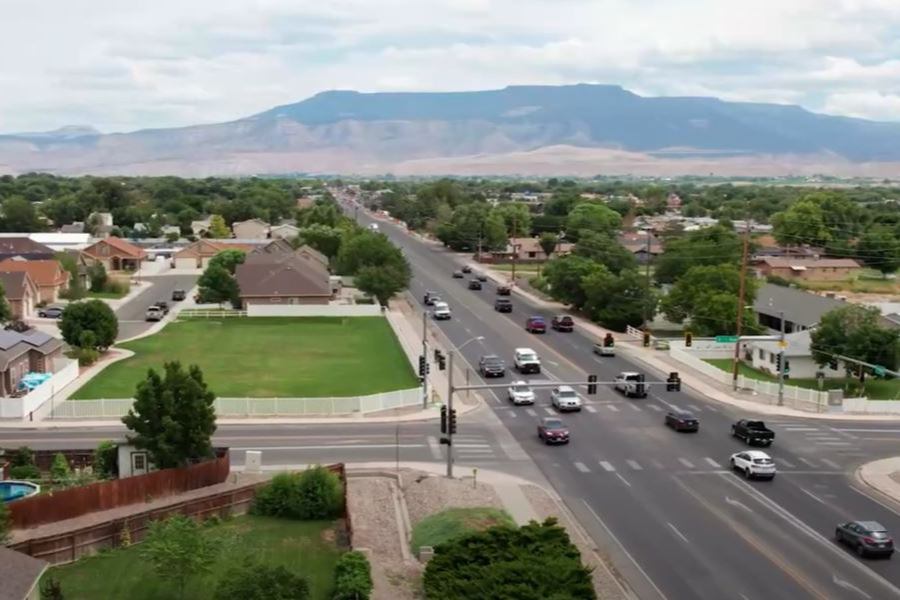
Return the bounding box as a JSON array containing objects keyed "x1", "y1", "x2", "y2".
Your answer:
[
  {"x1": 833, "y1": 575, "x2": 872, "y2": 600},
  {"x1": 820, "y1": 458, "x2": 841, "y2": 469},
  {"x1": 585, "y1": 405, "x2": 598, "y2": 413},
  {"x1": 651, "y1": 460, "x2": 665, "y2": 469},
  {"x1": 455, "y1": 443, "x2": 491, "y2": 448},
  {"x1": 799, "y1": 487, "x2": 826, "y2": 504},
  {"x1": 599, "y1": 461, "x2": 616, "y2": 472},
  {"x1": 629, "y1": 404, "x2": 642, "y2": 412},
  {"x1": 544, "y1": 407, "x2": 555, "y2": 415},
  {"x1": 233, "y1": 444, "x2": 423, "y2": 451},
  {"x1": 816, "y1": 442, "x2": 854, "y2": 447},
  {"x1": 705, "y1": 405, "x2": 718, "y2": 412},
  {"x1": 687, "y1": 404, "x2": 700, "y2": 412},
  {"x1": 626, "y1": 460, "x2": 643, "y2": 471},
  {"x1": 427, "y1": 436, "x2": 442, "y2": 459},
  {"x1": 725, "y1": 496, "x2": 754, "y2": 513},
  {"x1": 526, "y1": 408, "x2": 538, "y2": 417},
  {"x1": 574, "y1": 461, "x2": 591, "y2": 473},
  {"x1": 778, "y1": 458, "x2": 796, "y2": 468},
  {"x1": 678, "y1": 458, "x2": 695, "y2": 468},
  {"x1": 606, "y1": 405, "x2": 620, "y2": 412},
  {"x1": 667, "y1": 522, "x2": 690, "y2": 544},
  {"x1": 648, "y1": 404, "x2": 663, "y2": 412},
  {"x1": 705, "y1": 457, "x2": 722, "y2": 468},
  {"x1": 798, "y1": 457, "x2": 817, "y2": 468},
  {"x1": 581, "y1": 500, "x2": 671, "y2": 600},
  {"x1": 783, "y1": 427, "x2": 819, "y2": 432},
  {"x1": 508, "y1": 411, "x2": 518, "y2": 418},
  {"x1": 616, "y1": 473, "x2": 632, "y2": 488},
  {"x1": 835, "y1": 428, "x2": 900, "y2": 433}
]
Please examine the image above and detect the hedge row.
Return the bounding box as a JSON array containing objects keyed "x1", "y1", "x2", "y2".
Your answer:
[{"x1": 332, "y1": 551, "x2": 372, "y2": 600}]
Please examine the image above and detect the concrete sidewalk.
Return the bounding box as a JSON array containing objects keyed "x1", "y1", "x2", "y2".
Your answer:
[{"x1": 858, "y1": 458, "x2": 900, "y2": 505}]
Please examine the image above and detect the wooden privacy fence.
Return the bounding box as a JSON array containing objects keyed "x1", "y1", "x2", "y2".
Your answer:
[{"x1": 8, "y1": 449, "x2": 230, "y2": 530}]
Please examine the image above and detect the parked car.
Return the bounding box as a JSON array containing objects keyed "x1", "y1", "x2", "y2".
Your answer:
[
  {"x1": 730, "y1": 450, "x2": 776, "y2": 480},
  {"x1": 731, "y1": 419, "x2": 775, "y2": 447},
  {"x1": 592, "y1": 342, "x2": 615, "y2": 357},
  {"x1": 525, "y1": 316, "x2": 547, "y2": 333},
  {"x1": 497, "y1": 286, "x2": 511, "y2": 296},
  {"x1": 494, "y1": 298, "x2": 513, "y2": 313},
  {"x1": 452, "y1": 270, "x2": 464, "y2": 279},
  {"x1": 468, "y1": 280, "x2": 483, "y2": 290},
  {"x1": 538, "y1": 417, "x2": 570, "y2": 445},
  {"x1": 514, "y1": 348, "x2": 541, "y2": 374},
  {"x1": 479, "y1": 355, "x2": 506, "y2": 377},
  {"x1": 614, "y1": 372, "x2": 647, "y2": 398},
  {"x1": 551, "y1": 386, "x2": 582, "y2": 412},
  {"x1": 171, "y1": 289, "x2": 186, "y2": 301},
  {"x1": 145, "y1": 306, "x2": 164, "y2": 322},
  {"x1": 423, "y1": 291, "x2": 441, "y2": 305},
  {"x1": 432, "y1": 302, "x2": 451, "y2": 320},
  {"x1": 38, "y1": 306, "x2": 64, "y2": 319},
  {"x1": 835, "y1": 521, "x2": 894, "y2": 558},
  {"x1": 507, "y1": 381, "x2": 536, "y2": 405},
  {"x1": 461, "y1": 265, "x2": 473, "y2": 274},
  {"x1": 476, "y1": 273, "x2": 488, "y2": 282},
  {"x1": 551, "y1": 315, "x2": 574, "y2": 332},
  {"x1": 665, "y1": 411, "x2": 699, "y2": 432}
]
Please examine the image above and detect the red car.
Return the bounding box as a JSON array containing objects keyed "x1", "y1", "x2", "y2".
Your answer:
[
  {"x1": 538, "y1": 417, "x2": 570, "y2": 445},
  {"x1": 525, "y1": 316, "x2": 547, "y2": 333},
  {"x1": 551, "y1": 315, "x2": 574, "y2": 332}
]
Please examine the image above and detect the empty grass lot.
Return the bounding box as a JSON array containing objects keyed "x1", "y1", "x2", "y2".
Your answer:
[
  {"x1": 73, "y1": 317, "x2": 418, "y2": 399},
  {"x1": 46, "y1": 516, "x2": 340, "y2": 600},
  {"x1": 410, "y1": 507, "x2": 515, "y2": 552}
]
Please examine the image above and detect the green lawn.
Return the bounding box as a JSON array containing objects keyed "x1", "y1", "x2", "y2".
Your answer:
[
  {"x1": 46, "y1": 516, "x2": 340, "y2": 600},
  {"x1": 87, "y1": 290, "x2": 128, "y2": 299},
  {"x1": 74, "y1": 317, "x2": 418, "y2": 399},
  {"x1": 704, "y1": 359, "x2": 900, "y2": 400},
  {"x1": 410, "y1": 507, "x2": 515, "y2": 552},
  {"x1": 490, "y1": 264, "x2": 541, "y2": 274}
]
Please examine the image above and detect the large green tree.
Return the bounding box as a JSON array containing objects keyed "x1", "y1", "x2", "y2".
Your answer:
[
  {"x1": 207, "y1": 214, "x2": 230, "y2": 238},
  {"x1": 771, "y1": 199, "x2": 831, "y2": 247},
  {"x1": 542, "y1": 255, "x2": 603, "y2": 309},
  {"x1": 654, "y1": 226, "x2": 743, "y2": 284},
  {"x1": 565, "y1": 202, "x2": 622, "y2": 241},
  {"x1": 141, "y1": 515, "x2": 218, "y2": 599},
  {"x1": 811, "y1": 304, "x2": 900, "y2": 379},
  {"x1": 297, "y1": 224, "x2": 343, "y2": 259},
  {"x1": 482, "y1": 210, "x2": 509, "y2": 251},
  {"x1": 122, "y1": 361, "x2": 217, "y2": 469},
  {"x1": 1, "y1": 196, "x2": 43, "y2": 232},
  {"x1": 494, "y1": 203, "x2": 533, "y2": 237},
  {"x1": 197, "y1": 264, "x2": 240, "y2": 307},
  {"x1": 855, "y1": 226, "x2": 900, "y2": 277},
  {"x1": 355, "y1": 262, "x2": 411, "y2": 305},
  {"x1": 573, "y1": 231, "x2": 637, "y2": 275},
  {"x1": 582, "y1": 268, "x2": 657, "y2": 331},
  {"x1": 661, "y1": 264, "x2": 748, "y2": 324},
  {"x1": 59, "y1": 299, "x2": 118, "y2": 350},
  {"x1": 538, "y1": 232, "x2": 560, "y2": 261},
  {"x1": 208, "y1": 249, "x2": 246, "y2": 275},
  {"x1": 335, "y1": 230, "x2": 407, "y2": 276}
]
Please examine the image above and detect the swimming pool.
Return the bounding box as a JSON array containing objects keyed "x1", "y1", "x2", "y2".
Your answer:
[{"x1": 0, "y1": 480, "x2": 40, "y2": 502}]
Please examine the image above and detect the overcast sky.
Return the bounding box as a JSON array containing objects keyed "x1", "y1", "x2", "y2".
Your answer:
[{"x1": 2, "y1": 0, "x2": 900, "y2": 133}]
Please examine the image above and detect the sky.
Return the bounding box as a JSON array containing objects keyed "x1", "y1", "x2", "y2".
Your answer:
[{"x1": 2, "y1": 0, "x2": 900, "y2": 133}]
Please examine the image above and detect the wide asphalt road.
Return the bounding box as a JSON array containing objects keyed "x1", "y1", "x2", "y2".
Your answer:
[
  {"x1": 115, "y1": 273, "x2": 198, "y2": 340},
  {"x1": 348, "y1": 198, "x2": 900, "y2": 600}
]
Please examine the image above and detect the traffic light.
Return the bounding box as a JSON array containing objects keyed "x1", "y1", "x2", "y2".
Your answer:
[
  {"x1": 636, "y1": 374, "x2": 647, "y2": 397},
  {"x1": 685, "y1": 332, "x2": 693, "y2": 348},
  {"x1": 775, "y1": 353, "x2": 782, "y2": 372},
  {"x1": 666, "y1": 372, "x2": 681, "y2": 392},
  {"x1": 587, "y1": 374, "x2": 598, "y2": 395},
  {"x1": 828, "y1": 356, "x2": 839, "y2": 370},
  {"x1": 419, "y1": 355, "x2": 426, "y2": 377},
  {"x1": 437, "y1": 352, "x2": 446, "y2": 371},
  {"x1": 440, "y1": 406, "x2": 448, "y2": 434},
  {"x1": 643, "y1": 331, "x2": 651, "y2": 347},
  {"x1": 433, "y1": 348, "x2": 440, "y2": 362},
  {"x1": 449, "y1": 409, "x2": 458, "y2": 435},
  {"x1": 603, "y1": 333, "x2": 614, "y2": 348}
]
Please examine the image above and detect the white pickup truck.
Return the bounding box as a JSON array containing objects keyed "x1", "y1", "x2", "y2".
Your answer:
[{"x1": 432, "y1": 302, "x2": 451, "y2": 320}]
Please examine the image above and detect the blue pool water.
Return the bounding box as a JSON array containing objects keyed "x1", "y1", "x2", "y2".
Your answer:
[{"x1": 0, "y1": 480, "x2": 40, "y2": 502}]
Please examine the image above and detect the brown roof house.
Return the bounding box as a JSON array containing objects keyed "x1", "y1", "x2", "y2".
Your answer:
[
  {"x1": 0, "y1": 547, "x2": 48, "y2": 600},
  {"x1": 0, "y1": 237, "x2": 55, "y2": 262},
  {"x1": 172, "y1": 240, "x2": 253, "y2": 270},
  {"x1": 236, "y1": 253, "x2": 332, "y2": 306},
  {"x1": 0, "y1": 259, "x2": 69, "y2": 303},
  {"x1": 248, "y1": 241, "x2": 329, "y2": 270},
  {"x1": 754, "y1": 257, "x2": 862, "y2": 283},
  {"x1": 0, "y1": 330, "x2": 63, "y2": 397},
  {"x1": 81, "y1": 237, "x2": 147, "y2": 272},
  {"x1": 619, "y1": 233, "x2": 662, "y2": 264},
  {"x1": 487, "y1": 237, "x2": 574, "y2": 263},
  {"x1": 232, "y1": 218, "x2": 270, "y2": 240},
  {"x1": 0, "y1": 271, "x2": 39, "y2": 319}
]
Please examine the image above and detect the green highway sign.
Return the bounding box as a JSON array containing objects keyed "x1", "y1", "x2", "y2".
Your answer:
[
  {"x1": 875, "y1": 366, "x2": 886, "y2": 376},
  {"x1": 715, "y1": 336, "x2": 739, "y2": 343}
]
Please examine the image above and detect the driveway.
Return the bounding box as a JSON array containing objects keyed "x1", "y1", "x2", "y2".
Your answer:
[{"x1": 115, "y1": 273, "x2": 199, "y2": 341}]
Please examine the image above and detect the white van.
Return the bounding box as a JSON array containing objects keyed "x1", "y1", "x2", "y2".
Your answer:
[
  {"x1": 514, "y1": 348, "x2": 541, "y2": 374},
  {"x1": 432, "y1": 302, "x2": 451, "y2": 320}
]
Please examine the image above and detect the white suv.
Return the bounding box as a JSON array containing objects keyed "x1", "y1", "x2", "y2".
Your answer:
[
  {"x1": 615, "y1": 372, "x2": 647, "y2": 398},
  {"x1": 514, "y1": 348, "x2": 541, "y2": 374},
  {"x1": 432, "y1": 302, "x2": 451, "y2": 320},
  {"x1": 730, "y1": 450, "x2": 776, "y2": 480},
  {"x1": 551, "y1": 386, "x2": 582, "y2": 412},
  {"x1": 507, "y1": 381, "x2": 536, "y2": 405}
]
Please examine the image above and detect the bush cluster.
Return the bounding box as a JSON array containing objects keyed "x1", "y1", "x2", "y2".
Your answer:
[
  {"x1": 332, "y1": 551, "x2": 373, "y2": 600},
  {"x1": 251, "y1": 466, "x2": 343, "y2": 520}
]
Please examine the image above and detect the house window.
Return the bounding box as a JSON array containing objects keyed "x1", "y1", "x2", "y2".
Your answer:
[
  {"x1": 769, "y1": 353, "x2": 775, "y2": 364},
  {"x1": 132, "y1": 453, "x2": 146, "y2": 471},
  {"x1": 758, "y1": 349, "x2": 765, "y2": 360},
  {"x1": 270, "y1": 297, "x2": 282, "y2": 303}
]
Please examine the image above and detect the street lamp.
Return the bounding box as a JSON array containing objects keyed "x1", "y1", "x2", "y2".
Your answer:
[{"x1": 446, "y1": 336, "x2": 484, "y2": 478}]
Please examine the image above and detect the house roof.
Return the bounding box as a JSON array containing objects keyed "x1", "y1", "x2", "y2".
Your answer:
[
  {"x1": 0, "y1": 259, "x2": 68, "y2": 287},
  {"x1": 232, "y1": 218, "x2": 270, "y2": 228},
  {"x1": 173, "y1": 240, "x2": 253, "y2": 259},
  {"x1": 753, "y1": 283, "x2": 847, "y2": 328},
  {"x1": 236, "y1": 256, "x2": 331, "y2": 298},
  {"x1": 250, "y1": 239, "x2": 294, "y2": 256},
  {"x1": 271, "y1": 223, "x2": 300, "y2": 232},
  {"x1": 82, "y1": 237, "x2": 148, "y2": 260},
  {"x1": 751, "y1": 330, "x2": 814, "y2": 357},
  {"x1": 507, "y1": 237, "x2": 574, "y2": 255},
  {"x1": 0, "y1": 237, "x2": 54, "y2": 258},
  {"x1": 757, "y1": 257, "x2": 861, "y2": 269},
  {"x1": 0, "y1": 271, "x2": 34, "y2": 300},
  {"x1": 0, "y1": 547, "x2": 48, "y2": 600},
  {"x1": 60, "y1": 222, "x2": 86, "y2": 234},
  {"x1": 244, "y1": 246, "x2": 329, "y2": 274}
]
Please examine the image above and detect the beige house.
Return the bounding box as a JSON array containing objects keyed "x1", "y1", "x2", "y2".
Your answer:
[
  {"x1": 232, "y1": 219, "x2": 270, "y2": 240},
  {"x1": 486, "y1": 237, "x2": 574, "y2": 263},
  {"x1": 80, "y1": 237, "x2": 147, "y2": 272},
  {"x1": 0, "y1": 259, "x2": 69, "y2": 303},
  {"x1": 0, "y1": 271, "x2": 39, "y2": 319},
  {"x1": 754, "y1": 257, "x2": 862, "y2": 282},
  {"x1": 270, "y1": 223, "x2": 301, "y2": 240},
  {"x1": 172, "y1": 240, "x2": 253, "y2": 270},
  {"x1": 236, "y1": 254, "x2": 332, "y2": 306}
]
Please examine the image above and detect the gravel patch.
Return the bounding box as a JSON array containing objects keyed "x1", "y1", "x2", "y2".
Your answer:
[
  {"x1": 522, "y1": 484, "x2": 630, "y2": 600},
  {"x1": 401, "y1": 471, "x2": 504, "y2": 527}
]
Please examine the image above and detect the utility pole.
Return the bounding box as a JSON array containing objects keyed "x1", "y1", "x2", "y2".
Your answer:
[
  {"x1": 510, "y1": 213, "x2": 518, "y2": 285},
  {"x1": 421, "y1": 310, "x2": 429, "y2": 409},
  {"x1": 642, "y1": 232, "x2": 652, "y2": 332},
  {"x1": 731, "y1": 216, "x2": 752, "y2": 391},
  {"x1": 446, "y1": 350, "x2": 455, "y2": 478},
  {"x1": 777, "y1": 310, "x2": 786, "y2": 406}
]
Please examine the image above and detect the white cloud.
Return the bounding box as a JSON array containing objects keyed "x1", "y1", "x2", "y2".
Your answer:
[{"x1": 0, "y1": 0, "x2": 899, "y2": 131}]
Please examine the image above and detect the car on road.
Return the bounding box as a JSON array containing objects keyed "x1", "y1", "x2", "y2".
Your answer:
[
  {"x1": 424, "y1": 291, "x2": 441, "y2": 305},
  {"x1": 461, "y1": 265, "x2": 472, "y2": 274},
  {"x1": 835, "y1": 521, "x2": 894, "y2": 558},
  {"x1": 145, "y1": 306, "x2": 165, "y2": 322},
  {"x1": 153, "y1": 301, "x2": 170, "y2": 315},
  {"x1": 171, "y1": 289, "x2": 186, "y2": 301},
  {"x1": 452, "y1": 270, "x2": 464, "y2": 279},
  {"x1": 38, "y1": 306, "x2": 64, "y2": 319},
  {"x1": 368, "y1": 223, "x2": 379, "y2": 231},
  {"x1": 479, "y1": 355, "x2": 506, "y2": 378},
  {"x1": 665, "y1": 411, "x2": 699, "y2": 432},
  {"x1": 614, "y1": 372, "x2": 647, "y2": 398},
  {"x1": 432, "y1": 302, "x2": 451, "y2": 320},
  {"x1": 551, "y1": 386, "x2": 582, "y2": 412},
  {"x1": 537, "y1": 417, "x2": 570, "y2": 445},
  {"x1": 730, "y1": 450, "x2": 776, "y2": 480},
  {"x1": 494, "y1": 298, "x2": 513, "y2": 313},
  {"x1": 514, "y1": 348, "x2": 541, "y2": 374},
  {"x1": 731, "y1": 419, "x2": 775, "y2": 447},
  {"x1": 592, "y1": 342, "x2": 615, "y2": 357},
  {"x1": 497, "y1": 285, "x2": 511, "y2": 296},
  {"x1": 551, "y1": 315, "x2": 574, "y2": 332},
  {"x1": 476, "y1": 273, "x2": 488, "y2": 282},
  {"x1": 525, "y1": 316, "x2": 547, "y2": 333},
  {"x1": 468, "y1": 279, "x2": 483, "y2": 290},
  {"x1": 507, "y1": 381, "x2": 536, "y2": 405}
]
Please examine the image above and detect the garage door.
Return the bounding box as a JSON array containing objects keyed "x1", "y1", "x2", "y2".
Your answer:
[{"x1": 174, "y1": 257, "x2": 198, "y2": 269}]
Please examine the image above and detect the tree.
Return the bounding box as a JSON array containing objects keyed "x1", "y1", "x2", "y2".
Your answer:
[
  {"x1": 88, "y1": 262, "x2": 108, "y2": 293},
  {"x1": 771, "y1": 199, "x2": 830, "y2": 247},
  {"x1": 56, "y1": 252, "x2": 87, "y2": 300},
  {"x1": 197, "y1": 264, "x2": 240, "y2": 307},
  {"x1": 573, "y1": 231, "x2": 638, "y2": 275},
  {"x1": 691, "y1": 292, "x2": 763, "y2": 337},
  {"x1": 811, "y1": 304, "x2": 900, "y2": 380},
  {"x1": 855, "y1": 226, "x2": 900, "y2": 277},
  {"x1": 215, "y1": 564, "x2": 309, "y2": 600},
  {"x1": 582, "y1": 268, "x2": 657, "y2": 331},
  {"x1": 1, "y1": 196, "x2": 43, "y2": 232},
  {"x1": 59, "y1": 299, "x2": 118, "y2": 350},
  {"x1": 542, "y1": 255, "x2": 603, "y2": 309},
  {"x1": 207, "y1": 214, "x2": 230, "y2": 238},
  {"x1": 208, "y1": 249, "x2": 246, "y2": 275},
  {"x1": 297, "y1": 224, "x2": 343, "y2": 259},
  {"x1": 122, "y1": 362, "x2": 217, "y2": 469},
  {"x1": 654, "y1": 226, "x2": 743, "y2": 284},
  {"x1": 335, "y1": 230, "x2": 408, "y2": 276},
  {"x1": 494, "y1": 203, "x2": 533, "y2": 238},
  {"x1": 482, "y1": 210, "x2": 509, "y2": 251},
  {"x1": 141, "y1": 515, "x2": 218, "y2": 599},
  {"x1": 661, "y1": 264, "x2": 747, "y2": 324},
  {"x1": 354, "y1": 263, "x2": 411, "y2": 305},
  {"x1": 565, "y1": 202, "x2": 622, "y2": 241},
  {"x1": 40, "y1": 578, "x2": 66, "y2": 600},
  {"x1": 50, "y1": 452, "x2": 71, "y2": 485},
  {"x1": 436, "y1": 203, "x2": 491, "y2": 251},
  {"x1": 538, "y1": 233, "x2": 560, "y2": 261}
]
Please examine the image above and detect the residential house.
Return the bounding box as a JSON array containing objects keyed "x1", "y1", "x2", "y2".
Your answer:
[
  {"x1": 753, "y1": 283, "x2": 847, "y2": 333},
  {"x1": 487, "y1": 237, "x2": 574, "y2": 263},
  {"x1": 80, "y1": 237, "x2": 148, "y2": 272},
  {"x1": 619, "y1": 233, "x2": 661, "y2": 264},
  {"x1": 0, "y1": 330, "x2": 63, "y2": 397},
  {"x1": 296, "y1": 197, "x2": 316, "y2": 209},
  {"x1": 236, "y1": 254, "x2": 332, "y2": 306},
  {"x1": 667, "y1": 193, "x2": 682, "y2": 210},
  {"x1": 748, "y1": 330, "x2": 843, "y2": 379},
  {"x1": 0, "y1": 547, "x2": 48, "y2": 600},
  {"x1": 754, "y1": 256, "x2": 862, "y2": 282},
  {"x1": 0, "y1": 237, "x2": 55, "y2": 262},
  {"x1": 0, "y1": 259, "x2": 69, "y2": 303},
  {"x1": 60, "y1": 221, "x2": 86, "y2": 234},
  {"x1": 752, "y1": 235, "x2": 823, "y2": 260},
  {"x1": 251, "y1": 238, "x2": 294, "y2": 256},
  {"x1": 172, "y1": 240, "x2": 253, "y2": 269},
  {"x1": 0, "y1": 271, "x2": 39, "y2": 319},
  {"x1": 0, "y1": 233, "x2": 92, "y2": 252},
  {"x1": 191, "y1": 217, "x2": 213, "y2": 237},
  {"x1": 246, "y1": 242, "x2": 329, "y2": 272},
  {"x1": 161, "y1": 225, "x2": 181, "y2": 238},
  {"x1": 270, "y1": 223, "x2": 301, "y2": 240},
  {"x1": 232, "y1": 218, "x2": 270, "y2": 240}
]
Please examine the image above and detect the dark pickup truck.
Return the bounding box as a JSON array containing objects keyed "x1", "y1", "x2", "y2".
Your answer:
[{"x1": 731, "y1": 419, "x2": 775, "y2": 446}]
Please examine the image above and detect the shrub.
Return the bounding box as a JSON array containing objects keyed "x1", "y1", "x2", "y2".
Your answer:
[
  {"x1": 332, "y1": 551, "x2": 373, "y2": 600},
  {"x1": 68, "y1": 347, "x2": 100, "y2": 367},
  {"x1": 0, "y1": 500, "x2": 10, "y2": 545},
  {"x1": 41, "y1": 577, "x2": 66, "y2": 600},
  {"x1": 4, "y1": 320, "x2": 31, "y2": 333},
  {"x1": 9, "y1": 464, "x2": 40, "y2": 480},
  {"x1": 51, "y1": 452, "x2": 72, "y2": 485},
  {"x1": 252, "y1": 466, "x2": 343, "y2": 520},
  {"x1": 11, "y1": 446, "x2": 34, "y2": 467},
  {"x1": 88, "y1": 263, "x2": 109, "y2": 293},
  {"x1": 94, "y1": 440, "x2": 118, "y2": 479},
  {"x1": 214, "y1": 563, "x2": 309, "y2": 600}
]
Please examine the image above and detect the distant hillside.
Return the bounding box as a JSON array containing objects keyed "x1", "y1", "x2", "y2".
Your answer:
[{"x1": 1, "y1": 84, "x2": 899, "y2": 176}]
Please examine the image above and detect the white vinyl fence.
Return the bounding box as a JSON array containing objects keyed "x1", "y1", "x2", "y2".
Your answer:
[
  {"x1": 0, "y1": 359, "x2": 80, "y2": 419},
  {"x1": 50, "y1": 387, "x2": 423, "y2": 419},
  {"x1": 246, "y1": 304, "x2": 382, "y2": 317}
]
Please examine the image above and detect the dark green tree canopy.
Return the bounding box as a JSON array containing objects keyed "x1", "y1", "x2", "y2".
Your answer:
[
  {"x1": 654, "y1": 226, "x2": 743, "y2": 284},
  {"x1": 573, "y1": 230, "x2": 638, "y2": 275},
  {"x1": 197, "y1": 264, "x2": 240, "y2": 307},
  {"x1": 811, "y1": 304, "x2": 900, "y2": 376},
  {"x1": 565, "y1": 202, "x2": 622, "y2": 241},
  {"x1": 215, "y1": 564, "x2": 309, "y2": 600},
  {"x1": 542, "y1": 255, "x2": 603, "y2": 310},
  {"x1": 208, "y1": 249, "x2": 246, "y2": 274},
  {"x1": 59, "y1": 299, "x2": 118, "y2": 349},
  {"x1": 855, "y1": 226, "x2": 900, "y2": 277}
]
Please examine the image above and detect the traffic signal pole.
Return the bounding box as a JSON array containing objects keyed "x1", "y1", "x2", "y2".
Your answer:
[
  {"x1": 422, "y1": 310, "x2": 429, "y2": 409},
  {"x1": 446, "y1": 349, "x2": 455, "y2": 478},
  {"x1": 777, "y1": 310, "x2": 785, "y2": 406}
]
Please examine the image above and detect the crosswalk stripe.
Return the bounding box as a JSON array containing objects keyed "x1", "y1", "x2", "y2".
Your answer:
[
  {"x1": 821, "y1": 458, "x2": 841, "y2": 469},
  {"x1": 779, "y1": 458, "x2": 796, "y2": 468},
  {"x1": 526, "y1": 408, "x2": 537, "y2": 417},
  {"x1": 606, "y1": 405, "x2": 620, "y2": 412},
  {"x1": 543, "y1": 407, "x2": 555, "y2": 415},
  {"x1": 585, "y1": 405, "x2": 598, "y2": 413},
  {"x1": 798, "y1": 457, "x2": 817, "y2": 468},
  {"x1": 629, "y1": 404, "x2": 642, "y2": 412},
  {"x1": 626, "y1": 460, "x2": 643, "y2": 471},
  {"x1": 705, "y1": 457, "x2": 722, "y2": 468},
  {"x1": 427, "y1": 436, "x2": 442, "y2": 459},
  {"x1": 574, "y1": 462, "x2": 590, "y2": 473},
  {"x1": 599, "y1": 461, "x2": 616, "y2": 472},
  {"x1": 648, "y1": 404, "x2": 662, "y2": 412},
  {"x1": 678, "y1": 458, "x2": 695, "y2": 468},
  {"x1": 508, "y1": 411, "x2": 518, "y2": 418},
  {"x1": 705, "y1": 405, "x2": 718, "y2": 412},
  {"x1": 455, "y1": 443, "x2": 491, "y2": 448}
]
